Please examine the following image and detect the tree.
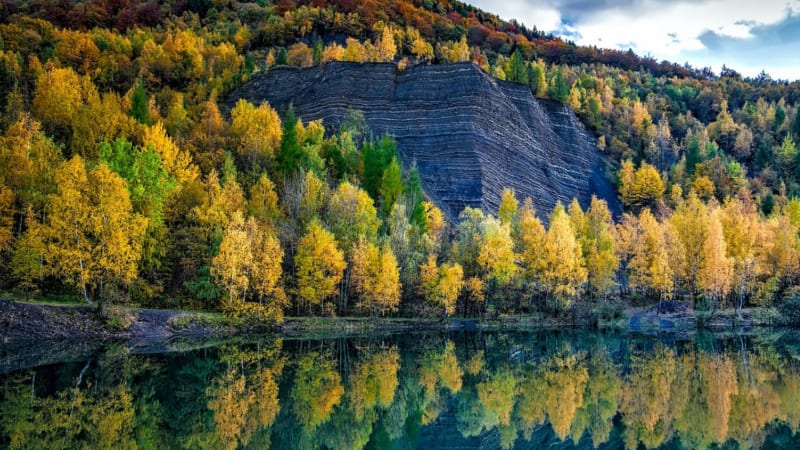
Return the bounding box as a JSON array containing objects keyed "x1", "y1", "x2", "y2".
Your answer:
[
  {"x1": 10, "y1": 206, "x2": 45, "y2": 297},
  {"x1": 617, "y1": 209, "x2": 673, "y2": 302},
  {"x1": 287, "y1": 42, "x2": 314, "y2": 67},
  {"x1": 419, "y1": 255, "x2": 464, "y2": 317},
  {"x1": 497, "y1": 188, "x2": 519, "y2": 226},
  {"x1": 248, "y1": 173, "x2": 281, "y2": 226},
  {"x1": 518, "y1": 198, "x2": 547, "y2": 288},
  {"x1": 128, "y1": 80, "x2": 150, "y2": 125},
  {"x1": 508, "y1": 49, "x2": 528, "y2": 85},
  {"x1": 360, "y1": 135, "x2": 397, "y2": 199},
  {"x1": 211, "y1": 211, "x2": 252, "y2": 309},
  {"x1": 379, "y1": 159, "x2": 404, "y2": 216},
  {"x1": 670, "y1": 194, "x2": 709, "y2": 301},
  {"x1": 423, "y1": 201, "x2": 446, "y2": 248},
  {"x1": 620, "y1": 160, "x2": 665, "y2": 208},
  {"x1": 248, "y1": 218, "x2": 285, "y2": 315},
  {"x1": 327, "y1": 181, "x2": 380, "y2": 254},
  {"x1": 377, "y1": 26, "x2": 397, "y2": 62},
  {"x1": 720, "y1": 196, "x2": 760, "y2": 316},
  {"x1": 230, "y1": 99, "x2": 282, "y2": 168},
  {"x1": 699, "y1": 207, "x2": 733, "y2": 308},
  {"x1": 143, "y1": 122, "x2": 199, "y2": 184},
  {"x1": 442, "y1": 36, "x2": 470, "y2": 63},
  {"x1": 32, "y1": 66, "x2": 83, "y2": 137},
  {"x1": 43, "y1": 157, "x2": 147, "y2": 307},
  {"x1": 541, "y1": 203, "x2": 587, "y2": 310},
  {"x1": 351, "y1": 238, "x2": 401, "y2": 316},
  {"x1": 0, "y1": 183, "x2": 12, "y2": 251},
  {"x1": 0, "y1": 114, "x2": 61, "y2": 214},
  {"x1": 574, "y1": 197, "x2": 618, "y2": 298},
  {"x1": 529, "y1": 62, "x2": 547, "y2": 97},
  {"x1": 295, "y1": 220, "x2": 347, "y2": 315},
  {"x1": 477, "y1": 216, "x2": 517, "y2": 285},
  {"x1": 277, "y1": 105, "x2": 302, "y2": 177}
]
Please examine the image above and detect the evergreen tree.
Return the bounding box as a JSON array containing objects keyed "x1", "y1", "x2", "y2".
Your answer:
[
  {"x1": 277, "y1": 105, "x2": 302, "y2": 177},
  {"x1": 129, "y1": 80, "x2": 151, "y2": 125},
  {"x1": 508, "y1": 49, "x2": 528, "y2": 85}
]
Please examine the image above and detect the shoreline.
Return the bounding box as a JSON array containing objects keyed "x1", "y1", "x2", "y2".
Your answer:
[
  {"x1": 0, "y1": 298, "x2": 790, "y2": 374},
  {"x1": 1, "y1": 297, "x2": 785, "y2": 341}
]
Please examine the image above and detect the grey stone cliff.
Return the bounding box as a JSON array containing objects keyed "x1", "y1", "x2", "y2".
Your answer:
[{"x1": 225, "y1": 62, "x2": 621, "y2": 221}]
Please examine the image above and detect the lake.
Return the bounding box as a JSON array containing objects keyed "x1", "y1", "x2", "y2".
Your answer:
[{"x1": 2, "y1": 329, "x2": 800, "y2": 449}]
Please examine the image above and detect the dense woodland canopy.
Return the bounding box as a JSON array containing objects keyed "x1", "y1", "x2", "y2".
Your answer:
[{"x1": 2, "y1": 0, "x2": 800, "y2": 321}]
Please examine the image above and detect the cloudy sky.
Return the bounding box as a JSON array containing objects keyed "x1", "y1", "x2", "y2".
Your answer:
[{"x1": 466, "y1": 0, "x2": 800, "y2": 80}]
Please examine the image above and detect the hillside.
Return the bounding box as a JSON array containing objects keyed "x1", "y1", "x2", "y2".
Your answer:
[
  {"x1": 225, "y1": 61, "x2": 620, "y2": 220},
  {"x1": 1, "y1": 0, "x2": 800, "y2": 320}
]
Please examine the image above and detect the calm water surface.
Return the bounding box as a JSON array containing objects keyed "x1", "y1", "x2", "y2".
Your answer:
[{"x1": 2, "y1": 330, "x2": 800, "y2": 449}]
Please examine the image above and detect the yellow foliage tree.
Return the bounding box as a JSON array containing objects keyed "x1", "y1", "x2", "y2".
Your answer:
[
  {"x1": 720, "y1": 196, "x2": 760, "y2": 315},
  {"x1": 295, "y1": 220, "x2": 347, "y2": 315},
  {"x1": 211, "y1": 211, "x2": 286, "y2": 321},
  {"x1": 212, "y1": 210, "x2": 252, "y2": 307},
  {"x1": 541, "y1": 203, "x2": 587, "y2": 310},
  {"x1": 699, "y1": 208, "x2": 733, "y2": 306},
  {"x1": 518, "y1": 198, "x2": 547, "y2": 286},
  {"x1": 247, "y1": 173, "x2": 281, "y2": 226},
  {"x1": 670, "y1": 194, "x2": 709, "y2": 300},
  {"x1": 0, "y1": 183, "x2": 12, "y2": 251},
  {"x1": 230, "y1": 99, "x2": 282, "y2": 166},
  {"x1": 582, "y1": 197, "x2": 618, "y2": 297},
  {"x1": 11, "y1": 206, "x2": 46, "y2": 297},
  {"x1": 621, "y1": 160, "x2": 665, "y2": 208},
  {"x1": 143, "y1": 122, "x2": 198, "y2": 184},
  {"x1": 351, "y1": 237, "x2": 402, "y2": 316},
  {"x1": 617, "y1": 209, "x2": 674, "y2": 301},
  {"x1": 438, "y1": 263, "x2": 465, "y2": 316},
  {"x1": 327, "y1": 181, "x2": 380, "y2": 254},
  {"x1": 477, "y1": 215, "x2": 517, "y2": 284},
  {"x1": 43, "y1": 157, "x2": 147, "y2": 307},
  {"x1": 32, "y1": 66, "x2": 83, "y2": 134},
  {"x1": 342, "y1": 38, "x2": 368, "y2": 63},
  {"x1": 423, "y1": 200, "x2": 446, "y2": 249},
  {"x1": 287, "y1": 42, "x2": 314, "y2": 67},
  {"x1": 376, "y1": 26, "x2": 397, "y2": 62},
  {"x1": 498, "y1": 188, "x2": 519, "y2": 225},
  {"x1": 419, "y1": 255, "x2": 464, "y2": 316}
]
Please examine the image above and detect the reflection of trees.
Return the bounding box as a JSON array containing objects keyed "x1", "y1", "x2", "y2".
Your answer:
[
  {"x1": 290, "y1": 352, "x2": 344, "y2": 431},
  {"x1": 286, "y1": 345, "x2": 401, "y2": 450},
  {"x1": 5, "y1": 334, "x2": 800, "y2": 450},
  {"x1": 457, "y1": 366, "x2": 518, "y2": 449},
  {"x1": 206, "y1": 342, "x2": 285, "y2": 449},
  {"x1": 620, "y1": 345, "x2": 676, "y2": 448},
  {"x1": 570, "y1": 351, "x2": 620, "y2": 447},
  {"x1": 206, "y1": 365, "x2": 281, "y2": 450},
  {"x1": 417, "y1": 340, "x2": 463, "y2": 425},
  {"x1": 0, "y1": 360, "x2": 138, "y2": 450}
]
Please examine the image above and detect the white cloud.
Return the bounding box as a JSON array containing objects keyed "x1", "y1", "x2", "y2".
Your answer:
[
  {"x1": 476, "y1": 0, "x2": 563, "y2": 32},
  {"x1": 467, "y1": 0, "x2": 800, "y2": 79},
  {"x1": 571, "y1": 0, "x2": 798, "y2": 56}
]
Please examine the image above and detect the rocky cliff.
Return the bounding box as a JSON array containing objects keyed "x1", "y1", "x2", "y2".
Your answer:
[{"x1": 225, "y1": 62, "x2": 621, "y2": 220}]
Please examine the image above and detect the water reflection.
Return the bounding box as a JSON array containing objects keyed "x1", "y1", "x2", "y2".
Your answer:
[{"x1": 3, "y1": 331, "x2": 800, "y2": 449}]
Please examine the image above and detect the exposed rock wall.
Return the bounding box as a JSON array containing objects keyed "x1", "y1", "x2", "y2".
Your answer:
[{"x1": 225, "y1": 62, "x2": 621, "y2": 221}]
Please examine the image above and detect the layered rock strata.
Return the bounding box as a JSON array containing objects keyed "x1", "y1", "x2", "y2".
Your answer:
[{"x1": 225, "y1": 62, "x2": 621, "y2": 220}]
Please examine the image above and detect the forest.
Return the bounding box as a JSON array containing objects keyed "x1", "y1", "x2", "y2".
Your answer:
[{"x1": 2, "y1": 0, "x2": 800, "y2": 323}]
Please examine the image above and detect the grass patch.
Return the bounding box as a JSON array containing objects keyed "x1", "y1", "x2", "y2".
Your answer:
[
  {"x1": 103, "y1": 305, "x2": 135, "y2": 331},
  {"x1": 167, "y1": 311, "x2": 231, "y2": 330}
]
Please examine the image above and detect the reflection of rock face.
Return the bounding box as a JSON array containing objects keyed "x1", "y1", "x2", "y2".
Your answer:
[{"x1": 225, "y1": 62, "x2": 621, "y2": 221}]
